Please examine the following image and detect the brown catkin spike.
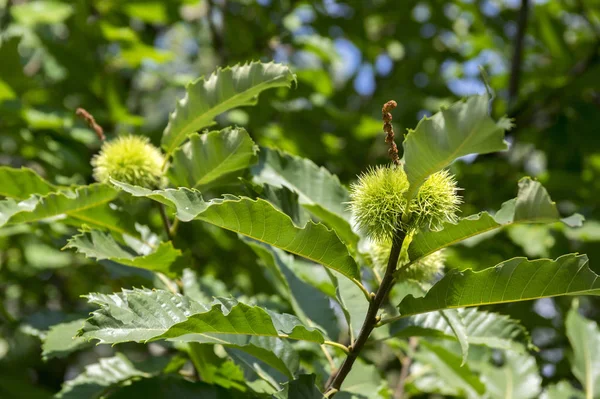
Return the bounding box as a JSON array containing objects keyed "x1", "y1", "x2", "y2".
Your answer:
[
  {"x1": 76, "y1": 108, "x2": 105, "y2": 141},
  {"x1": 382, "y1": 100, "x2": 399, "y2": 165}
]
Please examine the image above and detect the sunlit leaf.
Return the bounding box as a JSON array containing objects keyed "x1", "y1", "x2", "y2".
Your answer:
[
  {"x1": 408, "y1": 178, "x2": 583, "y2": 262},
  {"x1": 64, "y1": 230, "x2": 183, "y2": 277},
  {"x1": 161, "y1": 62, "x2": 296, "y2": 156},
  {"x1": 402, "y1": 95, "x2": 510, "y2": 201},
  {"x1": 111, "y1": 181, "x2": 361, "y2": 281},
  {"x1": 169, "y1": 127, "x2": 258, "y2": 189},
  {"x1": 80, "y1": 288, "x2": 324, "y2": 345},
  {"x1": 397, "y1": 254, "x2": 599, "y2": 317},
  {"x1": 566, "y1": 305, "x2": 600, "y2": 398}
]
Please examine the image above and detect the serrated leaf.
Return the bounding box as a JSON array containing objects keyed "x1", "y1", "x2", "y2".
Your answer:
[
  {"x1": 169, "y1": 127, "x2": 258, "y2": 189},
  {"x1": 0, "y1": 166, "x2": 57, "y2": 199},
  {"x1": 80, "y1": 288, "x2": 324, "y2": 345},
  {"x1": 409, "y1": 178, "x2": 583, "y2": 262},
  {"x1": 397, "y1": 254, "x2": 599, "y2": 317},
  {"x1": 1, "y1": 184, "x2": 118, "y2": 228},
  {"x1": 64, "y1": 230, "x2": 183, "y2": 277},
  {"x1": 158, "y1": 297, "x2": 324, "y2": 344},
  {"x1": 56, "y1": 355, "x2": 150, "y2": 399},
  {"x1": 566, "y1": 305, "x2": 600, "y2": 398},
  {"x1": 389, "y1": 308, "x2": 529, "y2": 352},
  {"x1": 479, "y1": 352, "x2": 542, "y2": 399},
  {"x1": 246, "y1": 239, "x2": 340, "y2": 339},
  {"x1": 41, "y1": 319, "x2": 89, "y2": 360},
  {"x1": 161, "y1": 62, "x2": 296, "y2": 156},
  {"x1": 402, "y1": 95, "x2": 510, "y2": 201},
  {"x1": 111, "y1": 181, "x2": 361, "y2": 281},
  {"x1": 251, "y1": 148, "x2": 357, "y2": 246},
  {"x1": 414, "y1": 341, "x2": 486, "y2": 398}
]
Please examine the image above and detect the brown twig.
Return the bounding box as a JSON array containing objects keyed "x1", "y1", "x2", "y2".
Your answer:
[
  {"x1": 394, "y1": 337, "x2": 419, "y2": 399},
  {"x1": 75, "y1": 108, "x2": 105, "y2": 141},
  {"x1": 325, "y1": 230, "x2": 406, "y2": 395},
  {"x1": 383, "y1": 100, "x2": 400, "y2": 165}
]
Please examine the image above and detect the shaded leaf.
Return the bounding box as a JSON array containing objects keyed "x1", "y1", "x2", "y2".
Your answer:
[
  {"x1": 246, "y1": 239, "x2": 340, "y2": 339},
  {"x1": 108, "y1": 376, "x2": 252, "y2": 399},
  {"x1": 1, "y1": 184, "x2": 118, "y2": 228},
  {"x1": 479, "y1": 352, "x2": 542, "y2": 399},
  {"x1": 64, "y1": 230, "x2": 183, "y2": 277},
  {"x1": 414, "y1": 341, "x2": 485, "y2": 398},
  {"x1": 541, "y1": 381, "x2": 585, "y2": 399},
  {"x1": 397, "y1": 254, "x2": 599, "y2": 317},
  {"x1": 402, "y1": 95, "x2": 510, "y2": 201},
  {"x1": 169, "y1": 127, "x2": 258, "y2": 189},
  {"x1": 566, "y1": 305, "x2": 600, "y2": 398},
  {"x1": 389, "y1": 308, "x2": 529, "y2": 352},
  {"x1": 272, "y1": 374, "x2": 325, "y2": 399},
  {"x1": 56, "y1": 355, "x2": 150, "y2": 399},
  {"x1": 0, "y1": 166, "x2": 57, "y2": 199},
  {"x1": 252, "y1": 148, "x2": 357, "y2": 246},
  {"x1": 408, "y1": 178, "x2": 583, "y2": 262},
  {"x1": 162, "y1": 62, "x2": 296, "y2": 156},
  {"x1": 112, "y1": 181, "x2": 361, "y2": 281},
  {"x1": 41, "y1": 319, "x2": 89, "y2": 360}
]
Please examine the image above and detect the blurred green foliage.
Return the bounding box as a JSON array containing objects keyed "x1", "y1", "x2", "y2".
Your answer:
[{"x1": 1, "y1": 0, "x2": 600, "y2": 397}]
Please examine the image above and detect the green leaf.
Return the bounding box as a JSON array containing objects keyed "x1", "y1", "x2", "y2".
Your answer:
[
  {"x1": 246, "y1": 239, "x2": 340, "y2": 339},
  {"x1": 479, "y1": 352, "x2": 542, "y2": 399},
  {"x1": 402, "y1": 95, "x2": 510, "y2": 201},
  {"x1": 389, "y1": 308, "x2": 529, "y2": 353},
  {"x1": 440, "y1": 310, "x2": 469, "y2": 365},
  {"x1": 79, "y1": 288, "x2": 324, "y2": 345},
  {"x1": 272, "y1": 375, "x2": 325, "y2": 399},
  {"x1": 408, "y1": 178, "x2": 583, "y2": 262},
  {"x1": 41, "y1": 319, "x2": 89, "y2": 360},
  {"x1": 541, "y1": 381, "x2": 585, "y2": 399},
  {"x1": 251, "y1": 148, "x2": 357, "y2": 246},
  {"x1": 397, "y1": 254, "x2": 599, "y2": 317},
  {"x1": 56, "y1": 354, "x2": 150, "y2": 399},
  {"x1": 169, "y1": 127, "x2": 258, "y2": 189},
  {"x1": 64, "y1": 230, "x2": 183, "y2": 277},
  {"x1": 414, "y1": 341, "x2": 486, "y2": 397},
  {"x1": 161, "y1": 62, "x2": 296, "y2": 156},
  {"x1": 337, "y1": 359, "x2": 390, "y2": 398},
  {"x1": 0, "y1": 166, "x2": 57, "y2": 199},
  {"x1": 158, "y1": 297, "x2": 324, "y2": 344},
  {"x1": 189, "y1": 336, "x2": 300, "y2": 379},
  {"x1": 112, "y1": 181, "x2": 361, "y2": 281},
  {"x1": 566, "y1": 305, "x2": 600, "y2": 398},
  {"x1": 107, "y1": 376, "x2": 252, "y2": 399},
  {"x1": 1, "y1": 184, "x2": 119, "y2": 228}
]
